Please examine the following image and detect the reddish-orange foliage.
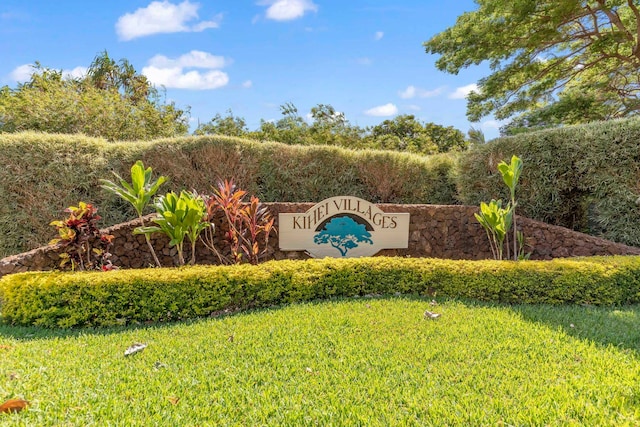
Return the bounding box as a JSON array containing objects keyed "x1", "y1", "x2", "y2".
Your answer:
[{"x1": 0, "y1": 399, "x2": 29, "y2": 414}]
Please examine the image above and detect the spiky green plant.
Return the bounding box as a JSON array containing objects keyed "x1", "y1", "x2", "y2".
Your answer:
[{"x1": 100, "y1": 160, "x2": 166, "y2": 267}]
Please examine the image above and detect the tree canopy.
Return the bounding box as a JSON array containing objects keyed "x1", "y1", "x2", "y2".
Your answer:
[
  {"x1": 195, "y1": 106, "x2": 469, "y2": 154},
  {"x1": 365, "y1": 115, "x2": 468, "y2": 153},
  {"x1": 0, "y1": 51, "x2": 189, "y2": 141},
  {"x1": 424, "y1": 0, "x2": 640, "y2": 129}
]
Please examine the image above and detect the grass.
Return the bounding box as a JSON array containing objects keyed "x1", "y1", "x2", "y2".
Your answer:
[{"x1": 1, "y1": 297, "x2": 640, "y2": 426}]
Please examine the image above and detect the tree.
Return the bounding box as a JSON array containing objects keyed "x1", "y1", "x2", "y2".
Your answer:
[
  {"x1": 313, "y1": 216, "x2": 373, "y2": 256},
  {"x1": 424, "y1": 1, "x2": 640, "y2": 126},
  {"x1": 500, "y1": 88, "x2": 615, "y2": 135},
  {"x1": 251, "y1": 102, "x2": 312, "y2": 145},
  {"x1": 194, "y1": 110, "x2": 249, "y2": 137},
  {"x1": 310, "y1": 103, "x2": 347, "y2": 128},
  {"x1": 366, "y1": 115, "x2": 467, "y2": 154},
  {"x1": 194, "y1": 104, "x2": 465, "y2": 153},
  {"x1": 467, "y1": 126, "x2": 486, "y2": 144},
  {"x1": 308, "y1": 103, "x2": 364, "y2": 148},
  {"x1": 0, "y1": 51, "x2": 189, "y2": 141}
]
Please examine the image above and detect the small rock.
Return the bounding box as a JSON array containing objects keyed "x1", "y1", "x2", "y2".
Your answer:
[{"x1": 424, "y1": 310, "x2": 441, "y2": 319}]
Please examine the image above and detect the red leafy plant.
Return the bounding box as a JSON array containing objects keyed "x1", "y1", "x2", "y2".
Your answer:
[
  {"x1": 49, "y1": 202, "x2": 115, "y2": 271},
  {"x1": 202, "y1": 180, "x2": 275, "y2": 265}
]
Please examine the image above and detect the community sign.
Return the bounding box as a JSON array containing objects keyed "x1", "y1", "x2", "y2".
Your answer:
[{"x1": 279, "y1": 196, "x2": 410, "y2": 258}]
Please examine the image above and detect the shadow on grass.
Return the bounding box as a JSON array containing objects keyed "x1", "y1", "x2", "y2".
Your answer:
[
  {"x1": 0, "y1": 294, "x2": 421, "y2": 341},
  {"x1": 0, "y1": 319, "x2": 204, "y2": 341},
  {"x1": 2, "y1": 295, "x2": 640, "y2": 355},
  {"x1": 0, "y1": 299, "x2": 323, "y2": 341},
  {"x1": 440, "y1": 298, "x2": 640, "y2": 353},
  {"x1": 510, "y1": 303, "x2": 640, "y2": 353}
]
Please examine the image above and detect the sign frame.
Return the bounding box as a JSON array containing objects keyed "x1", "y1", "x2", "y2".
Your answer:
[{"x1": 279, "y1": 196, "x2": 410, "y2": 258}]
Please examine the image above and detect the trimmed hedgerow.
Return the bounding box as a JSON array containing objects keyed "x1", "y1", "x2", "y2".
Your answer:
[
  {"x1": 2, "y1": 256, "x2": 640, "y2": 328},
  {"x1": 0, "y1": 132, "x2": 458, "y2": 257},
  {"x1": 5, "y1": 118, "x2": 640, "y2": 258},
  {"x1": 457, "y1": 116, "x2": 640, "y2": 246}
]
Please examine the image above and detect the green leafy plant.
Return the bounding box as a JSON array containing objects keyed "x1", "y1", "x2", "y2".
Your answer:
[
  {"x1": 136, "y1": 190, "x2": 209, "y2": 266},
  {"x1": 3, "y1": 256, "x2": 640, "y2": 328},
  {"x1": 498, "y1": 155, "x2": 523, "y2": 261},
  {"x1": 516, "y1": 230, "x2": 530, "y2": 260},
  {"x1": 202, "y1": 179, "x2": 275, "y2": 265},
  {"x1": 100, "y1": 160, "x2": 167, "y2": 267},
  {"x1": 474, "y1": 199, "x2": 513, "y2": 260},
  {"x1": 49, "y1": 202, "x2": 114, "y2": 271}
]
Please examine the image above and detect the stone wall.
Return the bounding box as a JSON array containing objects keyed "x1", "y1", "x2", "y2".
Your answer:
[{"x1": 2, "y1": 203, "x2": 639, "y2": 277}]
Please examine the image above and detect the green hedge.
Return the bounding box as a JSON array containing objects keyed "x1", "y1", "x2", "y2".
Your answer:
[
  {"x1": 4, "y1": 117, "x2": 640, "y2": 258},
  {"x1": 0, "y1": 132, "x2": 458, "y2": 257},
  {"x1": 457, "y1": 117, "x2": 640, "y2": 246},
  {"x1": 2, "y1": 256, "x2": 640, "y2": 328}
]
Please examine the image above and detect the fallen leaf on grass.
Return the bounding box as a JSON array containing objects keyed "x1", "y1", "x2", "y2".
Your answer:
[
  {"x1": 0, "y1": 399, "x2": 29, "y2": 414},
  {"x1": 8, "y1": 373, "x2": 19, "y2": 380},
  {"x1": 0, "y1": 345, "x2": 12, "y2": 350},
  {"x1": 167, "y1": 396, "x2": 180, "y2": 405},
  {"x1": 424, "y1": 310, "x2": 441, "y2": 319},
  {"x1": 124, "y1": 343, "x2": 147, "y2": 357}
]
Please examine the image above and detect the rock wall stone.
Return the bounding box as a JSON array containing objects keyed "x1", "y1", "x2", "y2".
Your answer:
[{"x1": 2, "y1": 203, "x2": 639, "y2": 277}]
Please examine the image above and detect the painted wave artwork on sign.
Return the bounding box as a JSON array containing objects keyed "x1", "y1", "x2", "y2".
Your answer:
[{"x1": 313, "y1": 216, "x2": 373, "y2": 256}]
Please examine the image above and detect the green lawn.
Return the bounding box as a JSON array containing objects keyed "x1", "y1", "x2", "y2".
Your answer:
[{"x1": 1, "y1": 297, "x2": 640, "y2": 426}]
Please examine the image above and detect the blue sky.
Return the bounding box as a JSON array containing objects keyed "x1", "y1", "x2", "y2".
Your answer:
[{"x1": 0, "y1": 0, "x2": 501, "y2": 139}]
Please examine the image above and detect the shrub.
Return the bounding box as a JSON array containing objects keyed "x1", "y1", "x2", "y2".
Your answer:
[
  {"x1": 0, "y1": 133, "x2": 458, "y2": 257},
  {"x1": 2, "y1": 256, "x2": 640, "y2": 328},
  {"x1": 202, "y1": 179, "x2": 274, "y2": 265},
  {"x1": 4, "y1": 116, "x2": 640, "y2": 258},
  {"x1": 458, "y1": 117, "x2": 640, "y2": 246},
  {"x1": 100, "y1": 160, "x2": 167, "y2": 267},
  {"x1": 49, "y1": 202, "x2": 114, "y2": 271}
]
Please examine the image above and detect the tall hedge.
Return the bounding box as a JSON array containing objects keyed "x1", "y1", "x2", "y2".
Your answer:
[
  {"x1": 3, "y1": 118, "x2": 640, "y2": 258},
  {"x1": 457, "y1": 117, "x2": 640, "y2": 247},
  {"x1": 0, "y1": 132, "x2": 458, "y2": 257}
]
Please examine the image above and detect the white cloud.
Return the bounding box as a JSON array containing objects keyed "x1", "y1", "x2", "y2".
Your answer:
[
  {"x1": 63, "y1": 66, "x2": 88, "y2": 79},
  {"x1": 374, "y1": 31, "x2": 384, "y2": 40},
  {"x1": 258, "y1": 0, "x2": 318, "y2": 21},
  {"x1": 192, "y1": 19, "x2": 220, "y2": 32},
  {"x1": 242, "y1": 80, "x2": 253, "y2": 88},
  {"x1": 356, "y1": 57, "x2": 372, "y2": 66},
  {"x1": 481, "y1": 120, "x2": 500, "y2": 130},
  {"x1": 449, "y1": 83, "x2": 478, "y2": 99},
  {"x1": 398, "y1": 85, "x2": 443, "y2": 99},
  {"x1": 148, "y1": 51, "x2": 227, "y2": 69},
  {"x1": 116, "y1": 0, "x2": 221, "y2": 41},
  {"x1": 399, "y1": 86, "x2": 416, "y2": 99},
  {"x1": 9, "y1": 64, "x2": 34, "y2": 82},
  {"x1": 406, "y1": 104, "x2": 421, "y2": 111},
  {"x1": 9, "y1": 64, "x2": 88, "y2": 82},
  {"x1": 142, "y1": 50, "x2": 229, "y2": 90},
  {"x1": 143, "y1": 66, "x2": 228, "y2": 89},
  {"x1": 364, "y1": 103, "x2": 398, "y2": 117}
]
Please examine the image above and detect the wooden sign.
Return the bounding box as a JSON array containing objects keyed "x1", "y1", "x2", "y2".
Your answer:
[{"x1": 279, "y1": 196, "x2": 410, "y2": 258}]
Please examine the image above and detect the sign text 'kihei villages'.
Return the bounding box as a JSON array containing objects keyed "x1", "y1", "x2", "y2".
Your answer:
[{"x1": 279, "y1": 196, "x2": 410, "y2": 258}]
